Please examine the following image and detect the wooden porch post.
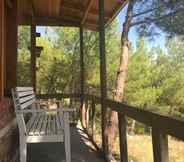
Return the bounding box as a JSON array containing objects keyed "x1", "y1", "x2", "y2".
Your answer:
[
  {"x1": 0, "y1": 0, "x2": 5, "y2": 99},
  {"x1": 5, "y1": 0, "x2": 18, "y2": 95},
  {"x1": 80, "y1": 26, "x2": 86, "y2": 128},
  {"x1": 152, "y1": 128, "x2": 169, "y2": 162},
  {"x1": 98, "y1": 0, "x2": 109, "y2": 157},
  {"x1": 31, "y1": 24, "x2": 36, "y2": 92}
]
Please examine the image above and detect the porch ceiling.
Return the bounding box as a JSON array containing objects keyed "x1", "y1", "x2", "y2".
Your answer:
[{"x1": 18, "y1": 0, "x2": 127, "y2": 31}]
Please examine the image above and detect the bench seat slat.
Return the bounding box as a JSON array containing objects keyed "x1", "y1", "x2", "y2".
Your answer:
[
  {"x1": 33, "y1": 114, "x2": 43, "y2": 135},
  {"x1": 52, "y1": 116, "x2": 56, "y2": 134},
  {"x1": 26, "y1": 115, "x2": 38, "y2": 133},
  {"x1": 59, "y1": 113, "x2": 64, "y2": 130},
  {"x1": 27, "y1": 113, "x2": 64, "y2": 136},
  {"x1": 34, "y1": 114, "x2": 44, "y2": 135},
  {"x1": 50, "y1": 115, "x2": 56, "y2": 135},
  {"x1": 56, "y1": 114, "x2": 63, "y2": 135},
  {"x1": 40, "y1": 115, "x2": 47, "y2": 135},
  {"x1": 47, "y1": 115, "x2": 51, "y2": 135},
  {"x1": 49, "y1": 115, "x2": 54, "y2": 135},
  {"x1": 26, "y1": 135, "x2": 64, "y2": 143},
  {"x1": 29, "y1": 114, "x2": 42, "y2": 136}
]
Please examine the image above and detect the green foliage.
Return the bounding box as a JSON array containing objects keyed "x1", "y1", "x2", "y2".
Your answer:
[
  {"x1": 125, "y1": 38, "x2": 161, "y2": 109},
  {"x1": 134, "y1": 0, "x2": 184, "y2": 37},
  {"x1": 37, "y1": 37, "x2": 73, "y2": 93},
  {"x1": 125, "y1": 37, "x2": 184, "y2": 118},
  {"x1": 154, "y1": 0, "x2": 184, "y2": 36},
  {"x1": 17, "y1": 20, "x2": 184, "y2": 135}
]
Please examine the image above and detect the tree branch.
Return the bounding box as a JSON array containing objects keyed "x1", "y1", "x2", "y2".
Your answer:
[
  {"x1": 132, "y1": 6, "x2": 160, "y2": 18},
  {"x1": 122, "y1": 0, "x2": 135, "y2": 42},
  {"x1": 131, "y1": 8, "x2": 184, "y2": 27}
]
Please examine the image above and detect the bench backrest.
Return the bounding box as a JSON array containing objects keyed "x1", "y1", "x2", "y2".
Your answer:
[
  {"x1": 12, "y1": 87, "x2": 36, "y2": 135},
  {"x1": 12, "y1": 87, "x2": 36, "y2": 110}
]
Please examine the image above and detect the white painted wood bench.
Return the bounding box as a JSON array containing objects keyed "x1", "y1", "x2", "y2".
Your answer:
[{"x1": 12, "y1": 87, "x2": 75, "y2": 162}]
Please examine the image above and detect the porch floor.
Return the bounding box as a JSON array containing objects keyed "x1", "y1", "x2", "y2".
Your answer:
[{"x1": 27, "y1": 125, "x2": 104, "y2": 162}]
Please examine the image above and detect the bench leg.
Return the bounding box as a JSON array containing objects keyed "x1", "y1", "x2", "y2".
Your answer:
[
  {"x1": 64, "y1": 113, "x2": 71, "y2": 162},
  {"x1": 64, "y1": 135, "x2": 71, "y2": 162},
  {"x1": 20, "y1": 138, "x2": 27, "y2": 162}
]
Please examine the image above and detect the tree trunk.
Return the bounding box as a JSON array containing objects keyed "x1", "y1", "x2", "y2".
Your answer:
[
  {"x1": 106, "y1": 0, "x2": 134, "y2": 160},
  {"x1": 81, "y1": 101, "x2": 86, "y2": 128},
  {"x1": 107, "y1": 41, "x2": 130, "y2": 158},
  {"x1": 85, "y1": 100, "x2": 89, "y2": 129},
  {"x1": 130, "y1": 120, "x2": 136, "y2": 135}
]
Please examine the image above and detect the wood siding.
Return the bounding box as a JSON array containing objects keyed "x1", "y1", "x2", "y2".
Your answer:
[
  {"x1": 0, "y1": 107, "x2": 18, "y2": 162},
  {"x1": 0, "y1": 1, "x2": 19, "y2": 162},
  {"x1": 5, "y1": 0, "x2": 18, "y2": 95},
  {"x1": 0, "y1": 0, "x2": 5, "y2": 99}
]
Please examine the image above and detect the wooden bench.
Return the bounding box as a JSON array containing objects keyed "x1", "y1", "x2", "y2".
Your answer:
[{"x1": 12, "y1": 87, "x2": 75, "y2": 162}]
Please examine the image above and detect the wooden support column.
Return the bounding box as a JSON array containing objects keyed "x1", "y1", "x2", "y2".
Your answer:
[
  {"x1": 152, "y1": 128, "x2": 169, "y2": 162},
  {"x1": 80, "y1": 26, "x2": 86, "y2": 128},
  {"x1": 98, "y1": 0, "x2": 109, "y2": 157},
  {"x1": 80, "y1": 27, "x2": 84, "y2": 102},
  {"x1": 91, "y1": 99, "x2": 96, "y2": 140},
  {"x1": 5, "y1": 0, "x2": 18, "y2": 96},
  {"x1": 31, "y1": 24, "x2": 36, "y2": 92},
  {"x1": 0, "y1": 0, "x2": 5, "y2": 99},
  {"x1": 118, "y1": 114, "x2": 128, "y2": 162}
]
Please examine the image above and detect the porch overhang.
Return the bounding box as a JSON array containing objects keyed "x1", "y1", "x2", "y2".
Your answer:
[{"x1": 17, "y1": 0, "x2": 127, "y2": 30}]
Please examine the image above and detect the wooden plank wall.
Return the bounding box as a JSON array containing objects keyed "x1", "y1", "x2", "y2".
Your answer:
[
  {"x1": 5, "y1": 0, "x2": 18, "y2": 96},
  {"x1": 0, "y1": 0, "x2": 5, "y2": 99},
  {"x1": 0, "y1": 1, "x2": 19, "y2": 162}
]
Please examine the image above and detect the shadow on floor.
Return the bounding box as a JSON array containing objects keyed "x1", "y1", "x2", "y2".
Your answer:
[{"x1": 27, "y1": 126, "x2": 105, "y2": 162}]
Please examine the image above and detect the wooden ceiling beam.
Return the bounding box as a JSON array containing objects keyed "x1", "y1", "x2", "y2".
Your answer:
[
  {"x1": 84, "y1": 22, "x2": 98, "y2": 31},
  {"x1": 105, "y1": 0, "x2": 127, "y2": 28},
  {"x1": 19, "y1": 14, "x2": 102, "y2": 31},
  {"x1": 30, "y1": 0, "x2": 35, "y2": 17},
  {"x1": 19, "y1": 16, "x2": 80, "y2": 27},
  {"x1": 50, "y1": 0, "x2": 61, "y2": 16},
  {"x1": 81, "y1": 0, "x2": 94, "y2": 25},
  {"x1": 34, "y1": 16, "x2": 80, "y2": 27},
  {"x1": 57, "y1": 0, "x2": 62, "y2": 16},
  {"x1": 17, "y1": 0, "x2": 127, "y2": 30},
  {"x1": 61, "y1": 0, "x2": 111, "y2": 19},
  {"x1": 62, "y1": 0, "x2": 82, "y2": 10}
]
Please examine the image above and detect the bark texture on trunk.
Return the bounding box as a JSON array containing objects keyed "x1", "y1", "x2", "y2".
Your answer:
[
  {"x1": 81, "y1": 101, "x2": 87, "y2": 128},
  {"x1": 0, "y1": 0, "x2": 5, "y2": 99},
  {"x1": 107, "y1": 0, "x2": 134, "y2": 160},
  {"x1": 130, "y1": 120, "x2": 136, "y2": 135}
]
